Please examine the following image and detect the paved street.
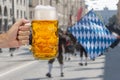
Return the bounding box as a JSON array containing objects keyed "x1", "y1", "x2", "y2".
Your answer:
[{"x1": 0, "y1": 44, "x2": 120, "y2": 80}]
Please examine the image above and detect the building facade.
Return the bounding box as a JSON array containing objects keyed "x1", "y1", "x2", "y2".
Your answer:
[
  {"x1": 29, "y1": 0, "x2": 87, "y2": 31},
  {"x1": 0, "y1": 0, "x2": 87, "y2": 32},
  {"x1": 95, "y1": 7, "x2": 117, "y2": 25},
  {"x1": 117, "y1": 0, "x2": 120, "y2": 25},
  {"x1": 0, "y1": 0, "x2": 29, "y2": 32}
]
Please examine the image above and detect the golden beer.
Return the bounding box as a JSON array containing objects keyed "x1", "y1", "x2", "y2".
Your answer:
[{"x1": 31, "y1": 5, "x2": 58, "y2": 60}]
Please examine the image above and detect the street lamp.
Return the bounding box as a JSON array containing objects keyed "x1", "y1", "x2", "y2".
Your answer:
[
  {"x1": 12, "y1": 0, "x2": 15, "y2": 24},
  {"x1": 10, "y1": 0, "x2": 16, "y2": 56}
]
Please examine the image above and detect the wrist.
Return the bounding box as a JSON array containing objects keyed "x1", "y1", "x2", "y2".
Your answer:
[
  {"x1": 0, "y1": 33, "x2": 10, "y2": 48},
  {"x1": 5, "y1": 32, "x2": 9, "y2": 42}
]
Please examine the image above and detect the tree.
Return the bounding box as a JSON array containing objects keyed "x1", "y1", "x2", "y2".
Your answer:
[
  {"x1": 107, "y1": 15, "x2": 120, "y2": 35},
  {"x1": 108, "y1": 15, "x2": 117, "y2": 26}
]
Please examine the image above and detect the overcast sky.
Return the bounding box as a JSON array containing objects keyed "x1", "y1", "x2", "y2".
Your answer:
[{"x1": 85, "y1": 0, "x2": 119, "y2": 10}]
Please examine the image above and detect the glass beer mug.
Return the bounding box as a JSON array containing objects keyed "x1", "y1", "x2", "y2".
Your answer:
[{"x1": 31, "y1": 5, "x2": 58, "y2": 60}]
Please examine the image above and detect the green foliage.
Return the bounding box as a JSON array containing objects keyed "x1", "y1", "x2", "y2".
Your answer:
[{"x1": 108, "y1": 15, "x2": 117, "y2": 26}]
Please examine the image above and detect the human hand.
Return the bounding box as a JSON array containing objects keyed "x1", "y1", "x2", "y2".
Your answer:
[
  {"x1": 7, "y1": 19, "x2": 30, "y2": 47},
  {"x1": 117, "y1": 36, "x2": 120, "y2": 39}
]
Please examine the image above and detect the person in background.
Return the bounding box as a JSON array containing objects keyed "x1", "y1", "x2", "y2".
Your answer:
[
  {"x1": 46, "y1": 31, "x2": 66, "y2": 78},
  {"x1": 0, "y1": 48, "x2": 2, "y2": 53},
  {"x1": 9, "y1": 48, "x2": 16, "y2": 57},
  {"x1": 0, "y1": 19, "x2": 30, "y2": 48},
  {"x1": 76, "y1": 43, "x2": 88, "y2": 66},
  {"x1": 79, "y1": 44, "x2": 88, "y2": 66},
  {"x1": 0, "y1": 32, "x2": 3, "y2": 53},
  {"x1": 117, "y1": 36, "x2": 120, "y2": 39}
]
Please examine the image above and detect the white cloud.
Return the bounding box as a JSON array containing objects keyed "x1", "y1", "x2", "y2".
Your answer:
[{"x1": 85, "y1": 0, "x2": 119, "y2": 10}]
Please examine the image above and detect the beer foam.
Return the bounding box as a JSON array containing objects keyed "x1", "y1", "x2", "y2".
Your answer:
[{"x1": 34, "y1": 5, "x2": 57, "y2": 20}]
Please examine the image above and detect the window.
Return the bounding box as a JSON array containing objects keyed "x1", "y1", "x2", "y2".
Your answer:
[
  {"x1": 9, "y1": 0, "x2": 12, "y2": 3},
  {"x1": 24, "y1": 11, "x2": 26, "y2": 18},
  {"x1": 0, "y1": 6, "x2": 1, "y2": 16},
  {"x1": 24, "y1": 0, "x2": 26, "y2": 6},
  {"x1": 20, "y1": 0, "x2": 22, "y2": 5},
  {"x1": 10, "y1": 8, "x2": 12, "y2": 16},
  {"x1": 17, "y1": 10, "x2": 19, "y2": 18},
  {"x1": 0, "y1": 6, "x2": 2, "y2": 31},
  {"x1": 4, "y1": 19, "x2": 8, "y2": 31},
  {"x1": 0, "y1": 19, "x2": 2, "y2": 31},
  {"x1": 30, "y1": 11, "x2": 32, "y2": 19},
  {"x1": 29, "y1": 0, "x2": 32, "y2": 7},
  {"x1": 21, "y1": 10, "x2": 22, "y2": 18},
  {"x1": 17, "y1": 0, "x2": 19, "y2": 4},
  {"x1": 4, "y1": 6, "x2": 8, "y2": 16}
]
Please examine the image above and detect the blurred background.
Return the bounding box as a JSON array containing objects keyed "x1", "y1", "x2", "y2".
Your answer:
[
  {"x1": 0, "y1": 1, "x2": 120, "y2": 80},
  {"x1": 0, "y1": 0, "x2": 120, "y2": 34}
]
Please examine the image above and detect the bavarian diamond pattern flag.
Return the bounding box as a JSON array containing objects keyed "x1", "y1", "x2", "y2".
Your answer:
[{"x1": 68, "y1": 10, "x2": 117, "y2": 59}]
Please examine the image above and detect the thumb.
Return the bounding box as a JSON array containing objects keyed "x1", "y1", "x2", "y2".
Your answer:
[
  {"x1": 7, "y1": 19, "x2": 30, "y2": 40},
  {"x1": 13, "y1": 19, "x2": 30, "y2": 27}
]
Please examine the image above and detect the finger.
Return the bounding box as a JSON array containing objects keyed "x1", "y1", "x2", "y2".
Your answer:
[
  {"x1": 14, "y1": 19, "x2": 30, "y2": 27},
  {"x1": 25, "y1": 23, "x2": 31, "y2": 26},
  {"x1": 19, "y1": 25, "x2": 30, "y2": 31},
  {"x1": 19, "y1": 40, "x2": 29, "y2": 45},
  {"x1": 18, "y1": 31, "x2": 30, "y2": 36},
  {"x1": 18, "y1": 36, "x2": 29, "y2": 40}
]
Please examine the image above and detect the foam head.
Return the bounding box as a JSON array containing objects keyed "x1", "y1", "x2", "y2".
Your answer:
[{"x1": 34, "y1": 5, "x2": 57, "y2": 20}]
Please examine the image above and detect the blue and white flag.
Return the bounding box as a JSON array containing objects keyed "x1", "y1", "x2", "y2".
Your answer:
[{"x1": 68, "y1": 10, "x2": 117, "y2": 59}]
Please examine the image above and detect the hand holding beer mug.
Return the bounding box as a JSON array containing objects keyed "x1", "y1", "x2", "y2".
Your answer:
[{"x1": 31, "y1": 5, "x2": 58, "y2": 60}]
